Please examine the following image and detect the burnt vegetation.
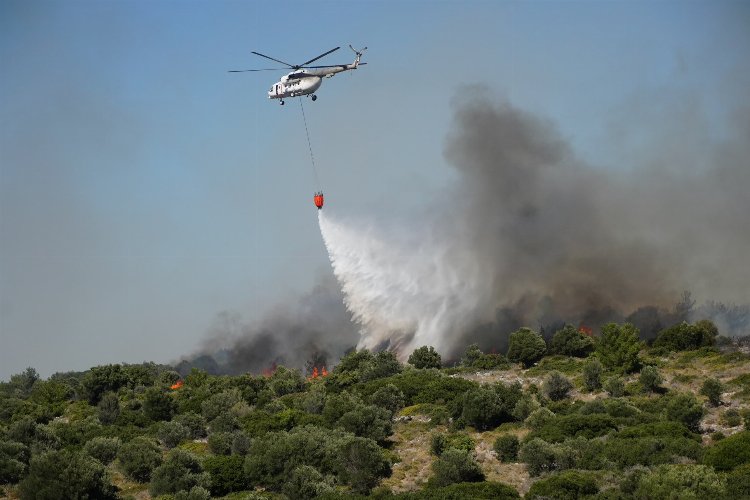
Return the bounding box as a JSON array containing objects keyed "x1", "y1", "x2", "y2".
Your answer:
[{"x1": 2, "y1": 316, "x2": 750, "y2": 499}]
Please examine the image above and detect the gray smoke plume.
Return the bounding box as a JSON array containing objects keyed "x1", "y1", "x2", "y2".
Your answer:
[
  {"x1": 192, "y1": 90, "x2": 750, "y2": 371},
  {"x1": 319, "y1": 90, "x2": 750, "y2": 359}
]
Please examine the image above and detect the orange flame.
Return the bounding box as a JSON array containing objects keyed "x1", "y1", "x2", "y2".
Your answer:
[
  {"x1": 307, "y1": 366, "x2": 328, "y2": 380},
  {"x1": 321, "y1": 366, "x2": 328, "y2": 377},
  {"x1": 170, "y1": 380, "x2": 184, "y2": 390},
  {"x1": 578, "y1": 325, "x2": 594, "y2": 337}
]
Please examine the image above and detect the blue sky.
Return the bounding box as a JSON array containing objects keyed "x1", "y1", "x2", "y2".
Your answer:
[{"x1": 1, "y1": 0, "x2": 747, "y2": 379}]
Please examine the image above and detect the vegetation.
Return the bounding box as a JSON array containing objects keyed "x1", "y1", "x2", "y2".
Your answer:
[{"x1": 1, "y1": 319, "x2": 749, "y2": 498}]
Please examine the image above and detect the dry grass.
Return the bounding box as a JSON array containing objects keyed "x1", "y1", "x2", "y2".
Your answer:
[{"x1": 379, "y1": 420, "x2": 436, "y2": 493}]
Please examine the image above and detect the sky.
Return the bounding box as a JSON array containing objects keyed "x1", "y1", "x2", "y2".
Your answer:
[{"x1": 1, "y1": 0, "x2": 748, "y2": 380}]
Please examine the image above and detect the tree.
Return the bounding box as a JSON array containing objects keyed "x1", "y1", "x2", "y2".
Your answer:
[
  {"x1": 81, "y1": 364, "x2": 130, "y2": 404},
  {"x1": 639, "y1": 366, "x2": 663, "y2": 392},
  {"x1": 143, "y1": 387, "x2": 174, "y2": 421},
  {"x1": 596, "y1": 323, "x2": 642, "y2": 373},
  {"x1": 149, "y1": 449, "x2": 210, "y2": 497},
  {"x1": 408, "y1": 346, "x2": 442, "y2": 369},
  {"x1": 506, "y1": 328, "x2": 546, "y2": 368},
  {"x1": 370, "y1": 384, "x2": 406, "y2": 414},
  {"x1": 0, "y1": 440, "x2": 28, "y2": 484},
  {"x1": 701, "y1": 378, "x2": 723, "y2": 407},
  {"x1": 18, "y1": 450, "x2": 117, "y2": 500},
  {"x1": 158, "y1": 421, "x2": 190, "y2": 448},
  {"x1": 282, "y1": 465, "x2": 334, "y2": 499},
  {"x1": 333, "y1": 436, "x2": 392, "y2": 494},
  {"x1": 462, "y1": 387, "x2": 503, "y2": 430},
  {"x1": 97, "y1": 392, "x2": 120, "y2": 425},
  {"x1": 83, "y1": 437, "x2": 121, "y2": 465},
  {"x1": 462, "y1": 344, "x2": 484, "y2": 367},
  {"x1": 549, "y1": 325, "x2": 594, "y2": 357},
  {"x1": 493, "y1": 434, "x2": 519, "y2": 462},
  {"x1": 543, "y1": 371, "x2": 573, "y2": 401},
  {"x1": 653, "y1": 320, "x2": 718, "y2": 351},
  {"x1": 118, "y1": 436, "x2": 162, "y2": 482},
  {"x1": 337, "y1": 404, "x2": 393, "y2": 443},
  {"x1": 429, "y1": 448, "x2": 484, "y2": 488},
  {"x1": 703, "y1": 431, "x2": 750, "y2": 471},
  {"x1": 582, "y1": 358, "x2": 602, "y2": 392},
  {"x1": 361, "y1": 351, "x2": 402, "y2": 381},
  {"x1": 203, "y1": 455, "x2": 248, "y2": 496},
  {"x1": 634, "y1": 464, "x2": 726, "y2": 499},
  {"x1": 604, "y1": 376, "x2": 625, "y2": 397},
  {"x1": 666, "y1": 393, "x2": 704, "y2": 433},
  {"x1": 526, "y1": 470, "x2": 598, "y2": 500},
  {"x1": 201, "y1": 388, "x2": 242, "y2": 422}
]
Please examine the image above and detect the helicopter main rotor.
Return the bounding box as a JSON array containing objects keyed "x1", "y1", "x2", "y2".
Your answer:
[{"x1": 229, "y1": 47, "x2": 341, "y2": 73}]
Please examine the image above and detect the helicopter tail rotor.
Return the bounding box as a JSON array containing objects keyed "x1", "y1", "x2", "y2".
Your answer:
[{"x1": 349, "y1": 45, "x2": 367, "y2": 58}]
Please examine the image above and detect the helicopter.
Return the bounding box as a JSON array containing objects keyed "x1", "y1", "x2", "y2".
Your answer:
[{"x1": 229, "y1": 45, "x2": 367, "y2": 105}]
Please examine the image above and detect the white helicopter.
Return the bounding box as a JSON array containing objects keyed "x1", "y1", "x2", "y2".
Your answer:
[{"x1": 229, "y1": 45, "x2": 367, "y2": 105}]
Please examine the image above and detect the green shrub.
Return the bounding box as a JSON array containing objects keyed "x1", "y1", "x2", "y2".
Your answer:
[
  {"x1": 653, "y1": 320, "x2": 717, "y2": 351},
  {"x1": 549, "y1": 325, "x2": 595, "y2": 357},
  {"x1": 493, "y1": 434, "x2": 519, "y2": 462},
  {"x1": 143, "y1": 387, "x2": 174, "y2": 422},
  {"x1": 544, "y1": 371, "x2": 573, "y2": 401},
  {"x1": 462, "y1": 387, "x2": 503, "y2": 430},
  {"x1": 722, "y1": 408, "x2": 742, "y2": 427},
  {"x1": 526, "y1": 470, "x2": 598, "y2": 500},
  {"x1": 726, "y1": 463, "x2": 750, "y2": 499},
  {"x1": 406, "y1": 481, "x2": 520, "y2": 499},
  {"x1": 428, "y1": 448, "x2": 484, "y2": 487},
  {"x1": 174, "y1": 412, "x2": 207, "y2": 439},
  {"x1": 334, "y1": 436, "x2": 392, "y2": 494},
  {"x1": 700, "y1": 378, "x2": 723, "y2": 407},
  {"x1": 665, "y1": 393, "x2": 704, "y2": 433},
  {"x1": 634, "y1": 464, "x2": 726, "y2": 499},
  {"x1": 596, "y1": 323, "x2": 642, "y2": 373},
  {"x1": 203, "y1": 455, "x2": 248, "y2": 496},
  {"x1": 118, "y1": 436, "x2": 162, "y2": 482},
  {"x1": 175, "y1": 486, "x2": 211, "y2": 500},
  {"x1": 370, "y1": 384, "x2": 405, "y2": 414},
  {"x1": 462, "y1": 344, "x2": 483, "y2": 367},
  {"x1": 282, "y1": 465, "x2": 334, "y2": 499},
  {"x1": 525, "y1": 407, "x2": 555, "y2": 430},
  {"x1": 639, "y1": 366, "x2": 663, "y2": 392},
  {"x1": 506, "y1": 328, "x2": 546, "y2": 368},
  {"x1": 149, "y1": 449, "x2": 209, "y2": 496},
  {"x1": 83, "y1": 436, "x2": 121, "y2": 465},
  {"x1": 703, "y1": 431, "x2": 750, "y2": 471},
  {"x1": 408, "y1": 346, "x2": 442, "y2": 369},
  {"x1": 511, "y1": 394, "x2": 539, "y2": 421},
  {"x1": 361, "y1": 351, "x2": 402, "y2": 381},
  {"x1": 158, "y1": 420, "x2": 191, "y2": 448},
  {"x1": 604, "y1": 376, "x2": 625, "y2": 397},
  {"x1": 582, "y1": 358, "x2": 603, "y2": 392},
  {"x1": 430, "y1": 433, "x2": 447, "y2": 456},
  {"x1": 201, "y1": 389, "x2": 242, "y2": 422},
  {"x1": 231, "y1": 431, "x2": 250, "y2": 455},
  {"x1": 19, "y1": 449, "x2": 117, "y2": 499},
  {"x1": 518, "y1": 438, "x2": 559, "y2": 476},
  {"x1": 0, "y1": 440, "x2": 28, "y2": 484},
  {"x1": 208, "y1": 431, "x2": 233, "y2": 455},
  {"x1": 97, "y1": 392, "x2": 120, "y2": 425},
  {"x1": 530, "y1": 413, "x2": 618, "y2": 443}
]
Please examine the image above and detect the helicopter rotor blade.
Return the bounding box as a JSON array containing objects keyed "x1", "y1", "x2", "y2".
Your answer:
[
  {"x1": 228, "y1": 68, "x2": 285, "y2": 72},
  {"x1": 251, "y1": 51, "x2": 295, "y2": 68},
  {"x1": 300, "y1": 47, "x2": 340, "y2": 67}
]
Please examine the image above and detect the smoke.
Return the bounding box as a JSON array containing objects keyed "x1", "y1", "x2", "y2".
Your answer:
[
  {"x1": 190, "y1": 90, "x2": 749, "y2": 372},
  {"x1": 318, "y1": 91, "x2": 750, "y2": 359},
  {"x1": 177, "y1": 274, "x2": 357, "y2": 375}
]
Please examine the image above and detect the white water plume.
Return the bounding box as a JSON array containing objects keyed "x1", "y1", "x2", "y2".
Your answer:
[{"x1": 318, "y1": 210, "x2": 493, "y2": 358}]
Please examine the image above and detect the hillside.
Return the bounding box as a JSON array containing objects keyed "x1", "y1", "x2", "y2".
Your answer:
[{"x1": 2, "y1": 321, "x2": 750, "y2": 499}]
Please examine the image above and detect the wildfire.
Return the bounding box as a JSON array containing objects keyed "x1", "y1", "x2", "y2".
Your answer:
[
  {"x1": 307, "y1": 366, "x2": 329, "y2": 380},
  {"x1": 170, "y1": 380, "x2": 184, "y2": 390},
  {"x1": 578, "y1": 325, "x2": 594, "y2": 337},
  {"x1": 262, "y1": 362, "x2": 279, "y2": 377}
]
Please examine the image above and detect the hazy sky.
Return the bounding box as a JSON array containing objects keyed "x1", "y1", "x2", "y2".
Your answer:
[{"x1": 1, "y1": 0, "x2": 748, "y2": 379}]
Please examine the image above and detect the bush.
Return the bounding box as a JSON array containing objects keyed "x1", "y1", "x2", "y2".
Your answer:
[
  {"x1": 511, "y1": 394, "x2": 539, "y2": 421},
  {"x1": 525, "y1": 407, "x2": 555, "y2": 430},
  {"x1": 269, "y1": 366, "x2": 307, "y2": 396},
  {"x1": 506, "y1": 328, "x2": 546, "y2": 368},
  {"x1": 175, "y1": 486, "x2": 211, "y2": 500},
  {"x1": 231, "y1": 431, "x2": 251, "y2": 455},
  {"x1": 726, "y1": 463, "x2": 750, "y2": 498},
  {"x1": 429, "y1": 448, "x2": 484, "y2": 487},
  {"x1": 118, "y1": 436, "x2": 162, "y2": 482},
  {"x1": 653, "y1": 320, "x2": 718, "y2": 351},
  {"x1": 158, "y1": 420, "x2": 190, "y2": 448},
  {"x1": 604, "y1": 376, "x2": 625, "y2": 397},
  {"x1": 174, "y1": 412, "x2": 207, "y2": 439},
  {"x1": 408, "y1": 346, "x2": 442, "y2": 369},
  {"x1": 97, "y1": 392, "x2": 120, "y2": 425},
  {"x1": 462, "y1": 344, "x2": 483, "y2": 367},
  {"x1": 582, "y1": 358, "x2": 603, "y2": 392},
  {"x1": 282, "y1": 465, "x2": 334, "y2": 499},
  {"x1": 634, "y1": 464, "x2": 726, "y2": 499},
  {"x1": 19, "y1": 449, "x2": 117, "y2": 499},
  {"x1": 334, "y1": 436, "x2": 392, "y2": 494},
  {"x1": 549, "y1": 325, "x2": 595, "y2": 357},
  {"x1": 700, "y1": 378, "x2": 723, "y2": 407},
  {"x1": 666, "y1": 393, "x2": 704, "y2": 433},
  {"x1": 149, "y1": 449, "x2": 209, "y2": 496},
  {"x1": 0, "y1": 440, "x2": 28, "y2": 483},
  {"x1": 518, "y1": 438, "x2": 559, "y2": 476},
  {"x1": 208, "y1": 431, "x2": 233, "y2": 455},
  {"x1": 493, "y1": 434, "x2": 519, "y2": 462},
  {"x1": 201, "y1": 389, "x2": 242, "y2": 422},
  {"x1": 596, "y1": 322, "x2": 642, "y2": 373},
  {"x1": 543, "y1": 371, "x2": 573, "y2": 401},
  {"x1": 639, "y1": 365, "x2": 663, "y2": 392},
  {"x1": 203, "y1": 455, "x2": 248, "y2": 496},
  {"x1": 361, "y1": 351, "x2": 402, "y2": 381},
  {"x1": 526, "y1": 470, "x2": 598, "y2": 500},
  {"x1": 703, "y1": 431, "x2": 750, "y2": 471},
  {"x1": 83, "y1": 436, "x2": 121, "y2": 465},
  {"x1": 430, "y1": 433, "x2": 447, "y2": 456},
  {"x1": 722, "y1": 408, "x2": 742, "y2": 427},
  {"x1": 462, "y1": 387, "x2": 503, "y2": 430},
  {"x1": 405, "y1": 481, "x2": 520, "y2": 499},
  {"x1": 370, "y1": 384, "x2": 406, "y2": 414},
  {"x1": 143, "y1": 387, "x2": 174, "y2": 421}
]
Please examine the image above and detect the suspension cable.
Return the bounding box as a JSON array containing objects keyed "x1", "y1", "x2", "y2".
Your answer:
[{"x1": 299, "y1": 97, "x2": 320, "y2": 189}]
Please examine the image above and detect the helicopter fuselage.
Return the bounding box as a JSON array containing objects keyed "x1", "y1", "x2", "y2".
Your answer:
[{"x1": 267, "y1": 63, "x2": 358, "y2": 100}]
